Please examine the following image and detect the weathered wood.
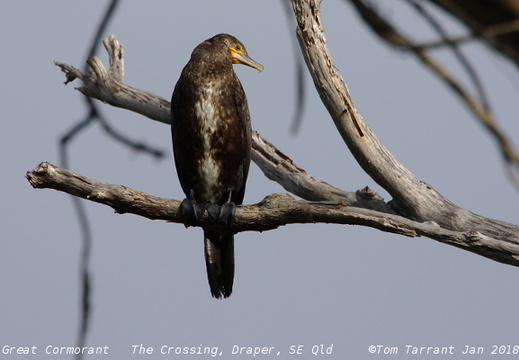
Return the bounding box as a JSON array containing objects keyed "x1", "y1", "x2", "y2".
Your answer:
[
  {"x1": 291, "y1": 0, "x2": 519, "y2": 240},
  {"x1": 25, "y1": 161, "x2": 519, "y2": 265},
  {"x1": 24, "y1": 162, "x2": 404, "y2": 234}
]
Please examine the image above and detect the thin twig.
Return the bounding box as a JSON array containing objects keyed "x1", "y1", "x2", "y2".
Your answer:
[
  {"x1": 405, "y1": 0, "x2": 492, "y2": 112},
  {"x1": 281, "y1": 0, "x2": 308, "y2": 134},
  {"x1": 415, "y1": 19, "x2": 519, "y2": 50},
  {"x1": 347, "y1": 0, "x2": 519, "y2": 190},
  {"x1": 57, "y1": 1, "x2": 121, "y2": 358}
]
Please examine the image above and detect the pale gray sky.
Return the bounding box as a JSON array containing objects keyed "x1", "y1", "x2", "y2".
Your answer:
[{"x1": 2, "y1": 1, "x2": 519, "y2": 359}]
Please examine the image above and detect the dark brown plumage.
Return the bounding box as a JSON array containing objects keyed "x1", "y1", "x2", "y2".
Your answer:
[{"x1": 171, "y1": 34, "x2": 262, "y2": 298}]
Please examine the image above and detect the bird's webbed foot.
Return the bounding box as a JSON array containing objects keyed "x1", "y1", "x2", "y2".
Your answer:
[
  {"x1": 207, "y1": 192, "x2": 236, "y2": 229},
  {"x1": 179, "y1": 190, "x2": 209, "y2": 228}
]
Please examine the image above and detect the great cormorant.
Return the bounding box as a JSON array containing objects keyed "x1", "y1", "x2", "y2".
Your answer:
[{"x1": 171, "y1": 33, "x2": 263, "y2": 298}]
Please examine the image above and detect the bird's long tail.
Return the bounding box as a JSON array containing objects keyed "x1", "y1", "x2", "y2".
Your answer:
[{"x1": 204, "y1": 230, "x2": 235, "y2": 299}]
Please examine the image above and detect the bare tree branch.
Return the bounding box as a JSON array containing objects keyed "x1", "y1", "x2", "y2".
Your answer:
[
  {"x1": 46, "y1": 25, "x2": 519, "y2": 267},
  {"x1": 411, "y1": 19, "x2": 519, "y2": 51},
  {"x1": 25, "y1": 161, "x2": 519, "y2": 266},
  {"x1": 280, "y1": 0, "x2": 308, "y2": 134},
  {"x1": 406, "y1": 0, "x2": 492, "y2": 111},
  {"x1": 294, "y1": 0, "x2": 450, "y2": 219},
  {"x1": 428, "y1": 0, "x2": 519, "y2": 68},
  {"x1": 57, "y1": 2, "x2": 124, "y2": 358},
  {"x1": 24, "y1": 162, "x2": 402, "y2": 234},
  {"x1": 290, "y1": 0, "x2": 519, "y2": 252}
]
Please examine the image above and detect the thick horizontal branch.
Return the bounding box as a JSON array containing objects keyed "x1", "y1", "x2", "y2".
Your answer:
[
  {"x1": 24, "y1": 162, "x2": 406, "y2": 234},
  {"x1": 27, "y1": 161, "x2": 519, "y2": 266}
]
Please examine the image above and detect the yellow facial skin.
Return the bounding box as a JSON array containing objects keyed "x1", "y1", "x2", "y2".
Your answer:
[{"x1": 229, "y1": 44, "x2": 264, "y2": 72}]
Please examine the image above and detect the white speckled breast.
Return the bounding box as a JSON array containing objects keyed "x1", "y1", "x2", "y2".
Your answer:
[{"x1": 194, "y1": 85, "x2": 222, "y2": 203}]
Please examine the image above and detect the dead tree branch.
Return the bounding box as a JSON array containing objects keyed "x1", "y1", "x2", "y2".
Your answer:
[
  {"x1": 428, "y1": 0, "x2": 519, "y2": 68},
  {"x1": 291, "y1": 0, "x2": 519, "y2": 260},
  {"x1": 26, "y1": 161, "x2": 519, "y2": 266},
  {"x1": 42, "y1": 14, "x2": 519, "y2": 266},
  {"x1": 24, "y1": 162, "x2": 409, "y2": 235}
]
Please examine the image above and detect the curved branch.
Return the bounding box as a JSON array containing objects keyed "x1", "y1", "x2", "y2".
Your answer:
[
  {"x1": 293, "y1": 0, "x2": 453, "y2": 220},
  {"x1": 25, "y1": 162, "x2": 519, "y2": 266},
  {"x1": 291, "y1": 1, "x2": 518, "y2": 237}
]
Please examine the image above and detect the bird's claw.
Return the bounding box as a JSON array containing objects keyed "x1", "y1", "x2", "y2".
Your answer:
[
  {"x1": 179, "y1": 191, "x2": 209, "y2": 228},
  {"x1": 208, "y1": 201, "x2": 236, "y2": 229},
  {"x1": 181, "y1": 190, "x2": 236, "y2": 229}
]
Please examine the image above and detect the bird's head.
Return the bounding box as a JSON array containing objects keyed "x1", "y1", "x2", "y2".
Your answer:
[
  {"x1": 206, "y1": 33, "x2": 263, "y2": 72},
  {"x1": 228, "y1": 42, "x2": 263, "y2": 72}
]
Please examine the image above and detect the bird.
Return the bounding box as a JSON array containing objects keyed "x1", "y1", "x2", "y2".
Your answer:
[{"x1": 171, "y1": 34, "x2": 263, "y2": 298}]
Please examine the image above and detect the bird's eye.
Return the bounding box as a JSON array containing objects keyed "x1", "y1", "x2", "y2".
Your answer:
[{"x1": 235, "y1": 44, "x2": 242, "y2": 51}]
